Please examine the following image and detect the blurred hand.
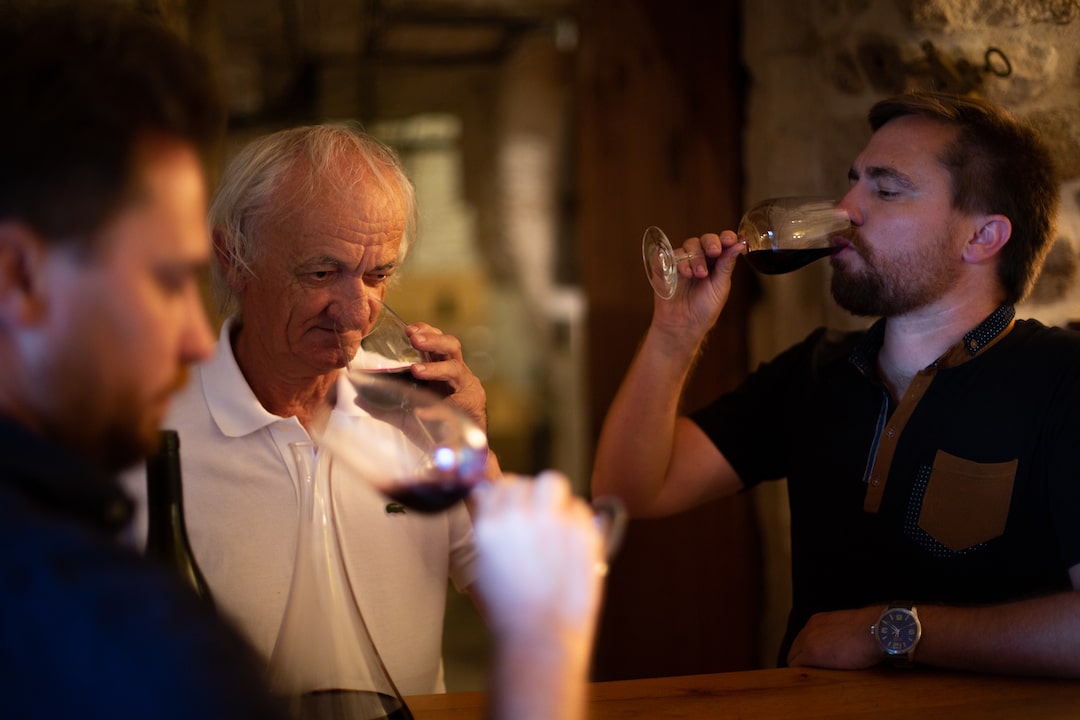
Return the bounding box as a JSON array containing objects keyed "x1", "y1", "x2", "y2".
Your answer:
[
  {"x1": 472, "y1": 471, "x2": 607, "y2": 720},
  {"x1": 472, "y1": 471, "x2": 606, "y2": 639}
]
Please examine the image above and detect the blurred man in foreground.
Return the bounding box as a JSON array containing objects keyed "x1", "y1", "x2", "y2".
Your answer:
[
  {"x1": 0, "y1": 7, "x2": 607, "y2": 718},
  {"x1": 0, "y1": 5, "x2": 288, "y2": 717}
]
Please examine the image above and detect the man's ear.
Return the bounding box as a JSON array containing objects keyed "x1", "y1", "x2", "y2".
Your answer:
[
  {"x1": 212, "y1": 228, "x2": 249, "y2": 294},
  {"x1": 962, "y1": 214, "x2": 1011, "y2": 264},
  {"x1": 0, "y1": 221, "x2": 48, "y2": 327}
]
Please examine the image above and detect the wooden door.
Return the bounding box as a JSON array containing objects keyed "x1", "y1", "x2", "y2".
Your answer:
[{"x1": 576, "y1": 0, "x2": 765, "y2": 678}]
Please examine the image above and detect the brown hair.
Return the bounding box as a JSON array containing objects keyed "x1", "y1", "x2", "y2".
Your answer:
[
  {"x1": 0, "y1": 4, "x2": 224, "y2": 247},
  {"x1": 869, "y1": 92, "x2": 1058, "y2": 304},
  {"x1": 207, "y1": 123, "x2": 418, "y2": 316}
]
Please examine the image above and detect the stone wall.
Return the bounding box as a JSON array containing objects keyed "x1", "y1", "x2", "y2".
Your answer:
[{"x1": 742, "y1": 0, "x2": 1080, "y2": 665}]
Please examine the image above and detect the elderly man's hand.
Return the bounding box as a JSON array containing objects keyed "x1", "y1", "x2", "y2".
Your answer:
[
  {"x1": 406, "y1": 322, "x2": 487, "y2": 425},
  {"x1": 405, "y1": 321, "x2": 503, "y2": 478}
]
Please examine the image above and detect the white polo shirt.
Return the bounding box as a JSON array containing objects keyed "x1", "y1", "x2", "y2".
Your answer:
[{"x1": 122, "y1": 318, "x2": 478, "y2": 696}]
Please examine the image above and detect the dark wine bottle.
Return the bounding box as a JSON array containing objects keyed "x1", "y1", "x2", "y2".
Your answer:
[{"x1": 145, "y1": 429, "x2": 214, "y2": 606}]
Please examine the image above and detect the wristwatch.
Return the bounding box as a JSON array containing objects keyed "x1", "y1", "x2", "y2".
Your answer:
[{"x1": 871, "y1": 602, "x2": 922, "y2": 664}]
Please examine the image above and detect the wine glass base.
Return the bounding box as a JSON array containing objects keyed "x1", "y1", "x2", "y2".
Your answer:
[{"x1": 642, "y1": 225, "x2": 678, "y2": 299}]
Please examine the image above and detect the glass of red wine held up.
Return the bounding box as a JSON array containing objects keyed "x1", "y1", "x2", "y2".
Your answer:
[
  {"x1": 318, "y1": 368, "x2": 488, "y2": 513},
  {"x1": 322, "y1": 302, "x2": 627, "y2": 540},
  {"x1": 320, "y1": 369, "x2": 627, "y2": 557},
  {"x1": 642, "y1": 196, "x2": 852, "y2": 299},
  {"x1": 318, "y1": 369, "x2": 628, "y2": 557}
]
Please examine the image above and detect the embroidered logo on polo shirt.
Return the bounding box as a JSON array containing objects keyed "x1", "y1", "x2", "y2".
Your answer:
[{"x1": 385, "y1": 502, "x2": 407, "y2": 515}]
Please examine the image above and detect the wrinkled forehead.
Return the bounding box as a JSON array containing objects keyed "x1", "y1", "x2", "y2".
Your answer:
[
  {"x1": 247, "y1": 163, "x2": 404, "y2": 267},
  {"x1": 266, "y1": 155, "x2": 407, "y2": 238}
]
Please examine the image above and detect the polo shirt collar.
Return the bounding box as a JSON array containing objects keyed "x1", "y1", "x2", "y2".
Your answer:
[
  {"x1": 201, "y1": 317, "x2": 367, "y2": 438},
  {"x1": 938, "y1": 303, "x2": 1016, "y2": 367},
  {"x1": 201, "y1": 316, "x2": 284, "y2": 438},
  {"x1": 851, "y1": 303, "x2": 1017, "y2": 515},
  {"x1": 850, "y1": 303, "x2": 1016, "y2": 376}
]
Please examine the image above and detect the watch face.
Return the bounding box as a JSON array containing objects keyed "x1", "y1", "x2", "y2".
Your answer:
[{"x1": 877, "y1": 608, "x2": 921, "y2": 655}]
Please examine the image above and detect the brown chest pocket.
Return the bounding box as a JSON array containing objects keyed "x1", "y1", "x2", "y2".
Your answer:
[{"x1": 918, "y1": 450, "x2": 1017, "y2": 552}]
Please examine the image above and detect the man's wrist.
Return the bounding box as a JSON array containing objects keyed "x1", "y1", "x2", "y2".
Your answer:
[{"x1": 871, "y1": 602, "x2": 922, "y2": 666}]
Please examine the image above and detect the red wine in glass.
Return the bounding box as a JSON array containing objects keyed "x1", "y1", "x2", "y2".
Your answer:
[
  {"x1": 356, "y1": 301, "x2": 454, "y2": 399},
  {"x1": 359, "y1": 367, "x2": 453, "y2": 401},
  {"x1": 642, "y1": 196, "x2": 850, "y2": 297},
  {"x1": 744, "y1": 246, "x2": 842, "y2": 274},
  {"x1": 322, "y1": 370, "x2": 490, "y2": 514},
  {"x1": 384, "y1": 475, "x2": 479, "y2": 513}
]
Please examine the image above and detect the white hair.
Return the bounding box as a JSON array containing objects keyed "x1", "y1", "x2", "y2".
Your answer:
[{"x1": 207, "y1": 122, "x2": 417, "y2": 316}]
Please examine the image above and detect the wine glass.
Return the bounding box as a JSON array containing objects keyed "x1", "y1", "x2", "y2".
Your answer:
[
  {"x1": 315, "y1": 372, "x2": 627, "y2": 556},
  {"x1": 359, "y1": 300, "x2": 430, "y2": 368},
  {"x1": 319, "y1": 371, "x2": 487, "y2": 513},
  {"x1": 642, "y1": 196, "x2": 852, "y2": 299},
  {"x1": 355, "y1": 299, "x2": 452, "y2": 397}
]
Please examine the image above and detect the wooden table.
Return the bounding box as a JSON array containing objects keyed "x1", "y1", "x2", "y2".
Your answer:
[{"x1": 405, "y1": 666, "x2": 1080, "y2": 719}]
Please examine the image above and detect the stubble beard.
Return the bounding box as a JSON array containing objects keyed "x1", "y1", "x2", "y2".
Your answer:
[
  {"x1": 43, "y1": 392, "x2": 156, "y2": 473},
  {"x1": 73, "y1": 367, "x2": 190, "y2": 473},
  {"x1": 830, "y1": 232, "x2": 959, "y2": 318}
]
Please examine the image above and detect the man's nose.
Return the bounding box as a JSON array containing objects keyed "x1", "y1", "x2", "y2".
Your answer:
[
  {"x1": 328, "y1": 279, "x2": 376, "y2": 329},
  {"x1": 181, "y1": 286, "x2": 215, "y2": 364},
  {"x1": 837, "y1": 187, "x2": 864, "y2": 226}
]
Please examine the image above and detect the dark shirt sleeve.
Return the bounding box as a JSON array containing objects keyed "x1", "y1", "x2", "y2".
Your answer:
[{"x1": 689, "y1": 327, "x2": 833, "y2": 489}]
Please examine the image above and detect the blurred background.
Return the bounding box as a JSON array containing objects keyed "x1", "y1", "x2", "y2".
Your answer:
[{"x1": 15, "y1": 0, "x2": 1080, "y2": 691}]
